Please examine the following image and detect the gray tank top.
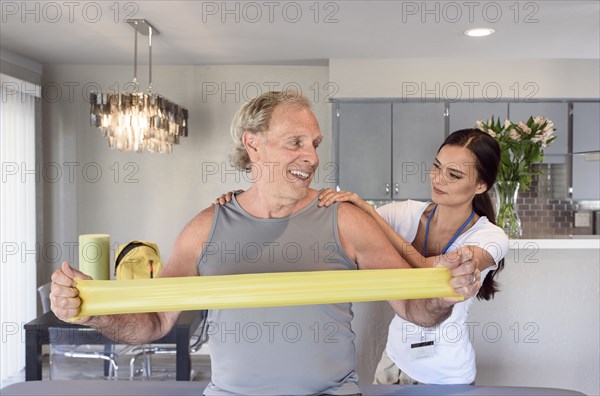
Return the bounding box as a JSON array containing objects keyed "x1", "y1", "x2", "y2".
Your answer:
[{"x1": 198, "y1": 192, "x2": 360, "y2": 395}]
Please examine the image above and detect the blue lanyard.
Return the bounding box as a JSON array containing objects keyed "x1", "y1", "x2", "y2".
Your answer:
[{"x1": 423, "y1": 205, "x2": 475, "y2": 256}]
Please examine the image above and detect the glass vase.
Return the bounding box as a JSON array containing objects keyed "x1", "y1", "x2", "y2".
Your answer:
[{"x1": 494, "y1": 181, "x2": 522, "y2": 238}]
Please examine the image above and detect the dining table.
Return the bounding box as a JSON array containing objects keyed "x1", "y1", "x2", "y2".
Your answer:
[{"x1": 24, "y1": 310, "x2": 203, "y2": 381}]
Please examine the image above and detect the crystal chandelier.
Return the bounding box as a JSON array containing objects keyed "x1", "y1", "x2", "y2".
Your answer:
[{"x1": 89, "y1": 19, "x2": 188, "y2": 154}]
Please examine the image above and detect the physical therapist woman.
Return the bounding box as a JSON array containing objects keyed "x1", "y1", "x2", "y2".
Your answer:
[{"x1": 318, "y1": 128, "x2": 509, "y2": 385}]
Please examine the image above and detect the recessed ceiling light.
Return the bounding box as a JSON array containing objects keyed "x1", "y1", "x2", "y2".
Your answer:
[{"x1": 464, "y1": 28, "x2": 495, "y2": 37}]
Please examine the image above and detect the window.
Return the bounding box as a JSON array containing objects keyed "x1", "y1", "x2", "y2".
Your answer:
[{"x1": 0, "y1": 73, "x2": 39, "y2": 382}]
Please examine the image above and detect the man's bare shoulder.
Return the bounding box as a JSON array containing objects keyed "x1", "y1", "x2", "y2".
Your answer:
[
  {"x1": 336, "y1": 202, "x2": 381, "y2": 262},
  {"x1": 178, "y1": 205, "x2": 217, "y2": 244},
  {"x1": 336, "y1": 201, "x2": 389, "y2": 243},
  {"x1": 337, "y1": 201, "x2": 374, "y2": 225},
  {"x1": 163, "y1": 205, "x2": 217, "y2": 277},
  {"x1": 336, "y1": 201, "x2": 410, "y2": 269},
  {"x1": 194, "y1": 204, "x2": 217, "y2": 225},
  {"x1": 189, "y1": 204, "x2": 217, "y2": 229}
]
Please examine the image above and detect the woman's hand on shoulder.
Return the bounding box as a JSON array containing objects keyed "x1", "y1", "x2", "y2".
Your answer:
[
  {"x1": 214, "y1": 190, "x2": 244, "y2": 206},
  {"x1": 318, "y1": 188, "x2": 372, "y2": 213}
]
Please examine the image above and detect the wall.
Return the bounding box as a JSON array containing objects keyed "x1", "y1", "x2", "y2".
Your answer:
[
  {"x1": 470, "y1": 247, "x2": 599, "y2": 395},
  {"x1": 329, "y1": 58, "x2": 600, "y2": 99},
  {"x1": 41, "y1": 64, "x2": 332, "y2": 283}
]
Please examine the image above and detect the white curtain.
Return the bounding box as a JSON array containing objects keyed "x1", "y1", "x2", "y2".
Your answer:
[{"x1": 0, "y1": 74, "x2": 38, "y2": 381}]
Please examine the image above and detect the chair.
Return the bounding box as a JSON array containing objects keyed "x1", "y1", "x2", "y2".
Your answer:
[
  {"x1": 48, "y1": 327, "x2": 124, "y2": 380},
  {"x1": 37, "y1": 282, "x2": 54, "y2": 366},
  {"x1": 128, "y1": 310, "x2": 209, "y2": 380},
  {"x1": 37, "y1": 282, "x2": 52, "y2": 313}
]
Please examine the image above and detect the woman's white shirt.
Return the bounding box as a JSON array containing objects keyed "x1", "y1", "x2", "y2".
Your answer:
[{"x1": 377, "y1": 200, "x2": 509, "y2": 384}]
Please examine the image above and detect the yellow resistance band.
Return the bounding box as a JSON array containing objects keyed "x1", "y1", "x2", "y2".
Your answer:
[{"x1": 74, "y1": 268, "x2": 460, "y2": 319}]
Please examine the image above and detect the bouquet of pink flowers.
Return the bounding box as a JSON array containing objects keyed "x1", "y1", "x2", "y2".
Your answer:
[{"x1": 476, "y1": 116, "x2": 556, "y2": 191}]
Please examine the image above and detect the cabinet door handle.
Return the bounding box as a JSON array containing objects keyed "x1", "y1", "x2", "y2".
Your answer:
[
  {"x1": 394, "y1": 183, "x2": 399, "y2": 194},
  {"x1": 385, "y1": 183, "x2": 390, "y2": 193}
]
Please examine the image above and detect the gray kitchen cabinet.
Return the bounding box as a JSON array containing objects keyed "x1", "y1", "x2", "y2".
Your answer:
[
  {"x1": 509, "y1": 102, "x2": 569, "y2": 164},
  {"x1": 392, "y1": 103, "x2": 445, "y2": 200},
  {"x1": 335, "y1": 100, "x2": 600, "y2": 201},
  {"x1": 572, "y1": 102, "x2": 600, "y2": 200},
  {"x1": 335, "y1": 101, "x2": 445, "y2": 200},
  {"x1": 448, "y1": 102, "x2": 508, "y2": 133},
  {"x1": 573, "y1": 102, "x2": 600, "y2": 153},
  {"x1": 336, "y1": 102, "x2": 392, "y2": 200},
  {"x1": 572, "y1": 155, "x2": 600, "y2": 200}
]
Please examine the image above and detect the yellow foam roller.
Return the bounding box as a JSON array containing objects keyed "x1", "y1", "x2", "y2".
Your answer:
[{"x1": 74, "y1": 268, "x2": 460, "y2": 318}]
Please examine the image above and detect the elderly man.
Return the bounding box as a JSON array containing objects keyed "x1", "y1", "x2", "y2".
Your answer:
[{"x1": 51, "y1": 91, "x2": 479, "y2": 395}]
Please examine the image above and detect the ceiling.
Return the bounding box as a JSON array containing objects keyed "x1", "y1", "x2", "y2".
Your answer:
[{"x1": 1, "y1": 0, "x2": 599, "y2": 66}]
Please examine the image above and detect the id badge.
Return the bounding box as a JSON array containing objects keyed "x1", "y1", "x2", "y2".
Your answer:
[{"x1": 410, "y1": 340, "x2": 434, "y2": 359}]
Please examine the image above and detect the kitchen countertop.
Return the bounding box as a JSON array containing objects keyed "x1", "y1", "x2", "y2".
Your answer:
[{"x1": 509, "y1": 237, "x2": 599, "y2": 250}]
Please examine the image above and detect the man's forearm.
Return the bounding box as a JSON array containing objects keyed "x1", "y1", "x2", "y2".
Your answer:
[
  {"x1": 86, "y1": 312, "x2": 166, "y2": 345},
  {"x1": 389, "y1": 298, "x2": 452, "y2": 328}
]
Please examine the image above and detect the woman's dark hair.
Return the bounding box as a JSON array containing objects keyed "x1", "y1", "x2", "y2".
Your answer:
[{"x1": 438, "y1": 128, "x2": 503, "y2": 300}]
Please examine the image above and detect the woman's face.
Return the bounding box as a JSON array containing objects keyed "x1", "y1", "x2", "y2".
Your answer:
[{"x1": 429, "y1": 144, "x2": 487, "y2": 206}]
